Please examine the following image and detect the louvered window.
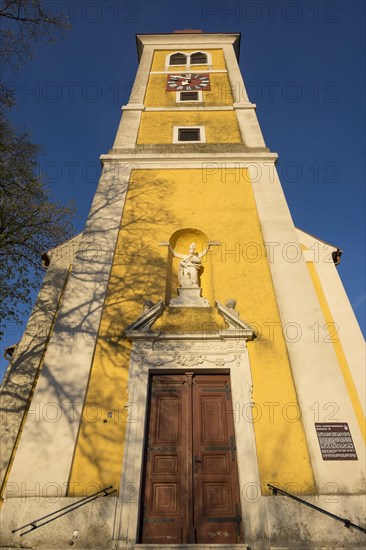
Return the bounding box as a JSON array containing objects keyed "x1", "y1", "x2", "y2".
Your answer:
[
  {"x1": 170, "y1": 53, "x2": 187, "y2": 65},
  {"x1": 190, "y1": 52, "x2": 208, "y2": 64}
]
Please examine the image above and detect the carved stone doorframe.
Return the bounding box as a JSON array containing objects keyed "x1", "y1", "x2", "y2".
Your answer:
[{"x1": 113, "y1": 302, "x2": 266, "y2": 548}]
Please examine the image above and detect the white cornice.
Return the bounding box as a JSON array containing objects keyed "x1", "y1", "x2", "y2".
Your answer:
[
  {"x1": 137, "y1": 34, "x2": 240, "y2": 47},
  {"x1": 136, "y1": 33, "x2": 241, "y2": 60},
  {"x1": 122, "y1": 104, "x2": 256, "y2": 112},
  {"x1": 100, "y1": 152, "x2": 278, "y2": 167},
  {"x1": 121, "y1": 103, "x2": 145, "y2": 111},
  {"x1": 150, "y1": 70, "x2": 227, "y2": 74},
  {"x1": 141, "y1": 105, "x2": 255, "y2": 112},
  {"x1": 145, "y1": 106, "x2": 234, "y2": 111}
]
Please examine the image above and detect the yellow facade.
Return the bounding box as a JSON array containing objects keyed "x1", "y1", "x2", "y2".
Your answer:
[
  {"x1": 145, "y1": 73, "x2": 234, "y2": 107},
  {"x1": 69, "y1": 46, "x2": 316, "y2": 496},
  {"x1": 69, "y1": 168, "x2": 315, "y2": 495},
  {"x1": 137, "y1": 111, "x2": 241, "y2": 144},
  {"x1": 137, "y1": 48, "x2": 241, "y2": 144}
]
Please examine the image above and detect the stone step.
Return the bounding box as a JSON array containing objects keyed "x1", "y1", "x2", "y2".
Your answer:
[{"x1": 133, "y1": 546, "x2": 250, "y2": 550}]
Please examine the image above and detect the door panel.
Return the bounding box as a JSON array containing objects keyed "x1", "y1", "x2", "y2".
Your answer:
[
  {"x1": 193, "y1": 375, "x2": 242, "y2": 543},
  {"x1": 142, "y1": 376, "x2": 190, "y2": 544},
  {"x1": 140, "y1": 373, "x2": 242, "y2": 544}
]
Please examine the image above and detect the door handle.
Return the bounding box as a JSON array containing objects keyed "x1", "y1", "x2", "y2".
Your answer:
[{"x1": 193, "y1": 456, "x2": 202, "y2": 471}]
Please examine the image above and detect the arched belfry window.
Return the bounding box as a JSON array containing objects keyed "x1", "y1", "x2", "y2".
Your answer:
[
  {"x1": 165, "y1": 51, "x2": 212, "y2": 70},
  {"x1": 190, "y1": 51, "x2": 207, "y2": 65},
  {"x1": 170, "y1": 52, "x2": 187, "y2": 65}
]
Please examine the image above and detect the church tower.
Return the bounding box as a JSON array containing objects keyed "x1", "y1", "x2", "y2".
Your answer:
[{"x1": 1, "y1": 32, "x2": 365, "y2": 549}]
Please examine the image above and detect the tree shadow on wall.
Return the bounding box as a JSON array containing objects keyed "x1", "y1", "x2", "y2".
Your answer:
[{"x1": 0, "y1": 169, "x2": 177, "y2": 498}]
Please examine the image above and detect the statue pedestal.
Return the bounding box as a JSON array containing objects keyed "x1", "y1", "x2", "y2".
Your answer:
[{"x1": 169, "y1": 287, "x2": 210, "y2": 308}]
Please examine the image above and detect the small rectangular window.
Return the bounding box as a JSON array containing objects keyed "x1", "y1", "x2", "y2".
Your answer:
[
  {"x1": 176, "y1": 90, "x2": 203, "y2": 103},
  {"x1": 173, "y1": 126, "x2": 206, "y2": 143},
  {"x1": 180, "y1": 91, "x2": 199, "y2": 101},
  {"x1": 178, "y1": 128, "x2": 200, "y2": 141}
]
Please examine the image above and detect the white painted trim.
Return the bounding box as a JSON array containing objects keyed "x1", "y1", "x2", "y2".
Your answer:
[
  {"x1": 121, "y1": 103, "x2": 145, "y2": 111},
  {"x1": 190, "y1": 50, "x2": 213, "y2": 67},
  {"x1": 0, "y1": 236, "x2": 81, "y2": 489},
  {"x1": 234, "y1": 102, "x2": 257, "y2": 109},
  {"x1": 296, "y1": 229, "x2": 366, "y2": 418},
  {"x1": 222, "y1": 44, "x2": 249, "y2": 103},
  {"x1": 129, "y1": 46, "x2": 154, "y2": 105},
  {"x1": 173, "y1": 125, "x2": 206, "y2": 144},
  {"x1": 164, "y1": 50, "x2": 213, "y2": 71},
  {"x1": 113, "y1": 45, "x2": 154, "y2": 149},
  {"x1": 164, "y1": 50, "x2": 187, "y2": 71},
  {"x1": 175, "y1": 90, "x2": 203, "y2": 103},
  {"x1": 151, "y1": 70, "x2": 227, "y2": 74},
  {"x1": 137, "y1": 34, "x2": 240, "y2": 48},
  {"x1": 101, "y1": 154, "x2": 278, "y2": 168},
  {"x1": 114, "y1": 338, "x2": 262, "y2": 546},
  {"x1": 146, "y1": 106, "x2": 233, "y2": 111},
  {"x1": 302, "y1": 249, "x2": 315, "y2": 262}
]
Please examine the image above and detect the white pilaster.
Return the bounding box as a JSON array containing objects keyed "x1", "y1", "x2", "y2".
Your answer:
[
  {"x1": 248, "y1": 162, "x2": 365, "y2": 493},
  {"x1": 297, "y1": 229, "x2": 366, "y2": 417},
  {"x1": 222, "y1": 43, "x2": 249, "y2": 103},
  {"x1": 112, "y1": 46, "x2": 154, "y2": 149},
  {"x1": 0, "y1": 236, "x2": 81, "y2": 491},
  {"x1": 5, "y1": 162, "x2": 133, "y2": 497}
]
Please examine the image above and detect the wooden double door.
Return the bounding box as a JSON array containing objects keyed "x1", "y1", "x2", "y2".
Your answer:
[{"x1": 140, "y1": 373, "x2": 243, "y2": 544}]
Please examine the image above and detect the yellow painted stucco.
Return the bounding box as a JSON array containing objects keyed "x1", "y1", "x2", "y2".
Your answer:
[
  {"x1": 145, "y1": 73, "x2": 234, "y2": 107},
  {"x1": 137, "y1": 111, "x2": 241, "y2": 144},
  {"x1": 136, "y1": 48, "x2": 239, "y2": 144},
  {"x1": 151, "y1": 48, "x2": 227, "y2": 71},
  {"x1": 307, "y1": 262, "x2": 366, "y2": 443},
  {"x1": 69, "y1": 168, "x2": 315, "y2": 495}
]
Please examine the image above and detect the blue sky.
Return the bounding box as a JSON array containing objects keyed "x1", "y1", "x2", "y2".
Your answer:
[{"x1": 1, "y1": 0, "x2": 365, "y2": 376}]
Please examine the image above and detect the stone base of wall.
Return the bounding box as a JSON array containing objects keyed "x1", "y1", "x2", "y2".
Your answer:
[
  {"x1": 0, "y1": 496, "x2": 117, "y2": 549},
  {"x1": 0, "y1": 495, "x2": 365, "y2": 549}
]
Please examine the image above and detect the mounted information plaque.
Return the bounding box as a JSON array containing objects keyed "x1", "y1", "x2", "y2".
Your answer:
[{"x1": 315, "y1": 422, "x2": 357, "y2": 460}]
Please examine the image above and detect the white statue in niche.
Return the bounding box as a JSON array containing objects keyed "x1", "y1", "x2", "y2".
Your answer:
[
  {"x1": 178, "y1": 243, "x2": 202, "y2": 288},
  {"x1": 159, "y1": 238, "x2": 220, "y2": 307}
]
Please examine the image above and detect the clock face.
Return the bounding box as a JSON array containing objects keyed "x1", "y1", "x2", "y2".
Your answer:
[{"x1": 166, "y1": 73, "x2": 211, "y2": 91}]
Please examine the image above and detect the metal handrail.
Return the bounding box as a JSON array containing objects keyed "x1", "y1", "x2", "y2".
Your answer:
[
  {"x1": 267, "y1": 484, "x2": 366, "y2": 534},
  {"x1": 12, "y1": 485, "x2": 116, "y2": 537}
]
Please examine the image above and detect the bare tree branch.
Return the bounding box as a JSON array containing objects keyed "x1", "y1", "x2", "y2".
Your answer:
[
  {"x1": 0, "y1": 109, "x2": 74, "y2": 335},
  {"x1": 0, "y1": 0, "x2": 70, "y2": 70}
]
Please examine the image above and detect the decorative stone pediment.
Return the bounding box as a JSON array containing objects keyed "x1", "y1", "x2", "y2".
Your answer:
[
  {"x1": 216, "y1": 300, "x2": 254, "y2": 339},
  {"x1": 125, "y1": 298, "x2": 254, "y2": 341},
  {"x1": 124, "y1": 300, "x2": 164, "y2": 338}
]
